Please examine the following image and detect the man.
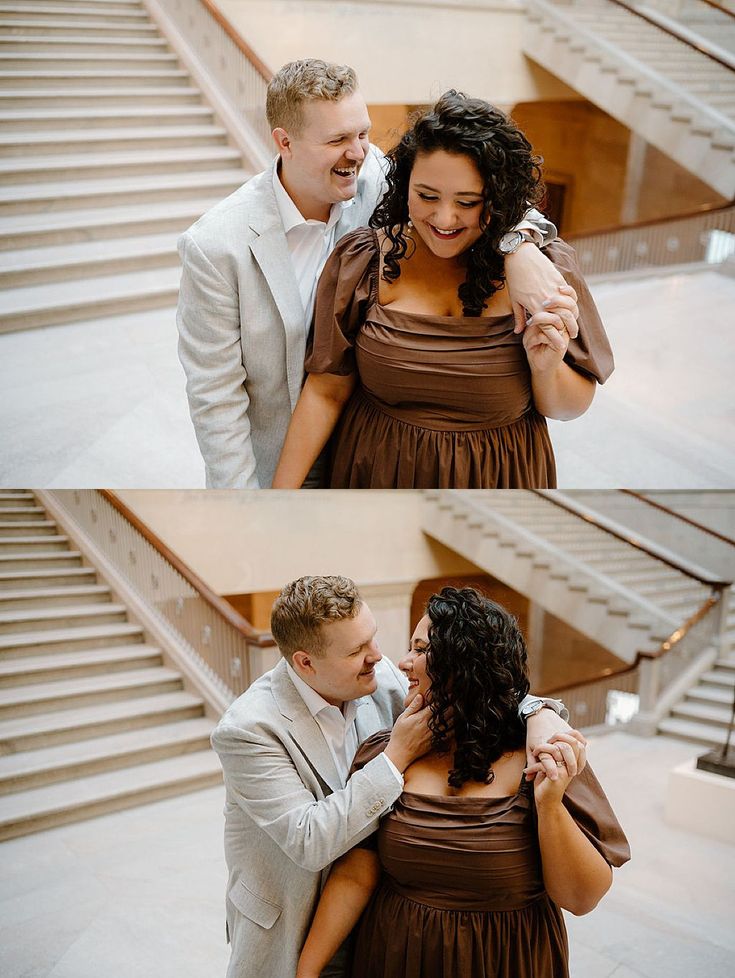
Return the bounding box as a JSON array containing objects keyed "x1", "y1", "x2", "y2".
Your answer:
[
  {"x1": 211, "y1": 575, "x2": 575, "y2": 978},
  {"x1": 178, "y1": 60, "x2": 566, "y2": 488}
]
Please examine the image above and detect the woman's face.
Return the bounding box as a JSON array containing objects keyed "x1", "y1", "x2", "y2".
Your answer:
[
  {"x1": 408, "y1": 149, "x2": 486, "y2": 259},
  {"x1": 399, "y1": 614, "x2": 432, "y2": 707}
]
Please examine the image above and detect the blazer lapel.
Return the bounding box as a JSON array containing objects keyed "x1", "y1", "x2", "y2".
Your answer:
[
  {"x1": 248, "y1": 161, "x2": 307, "y2": 411},
  {"x1": 270, "y1": 660, "x2": 342, "y2": 794},
  {"x1": 355, "y1": 695, "x2": 388, "y2": 743}
]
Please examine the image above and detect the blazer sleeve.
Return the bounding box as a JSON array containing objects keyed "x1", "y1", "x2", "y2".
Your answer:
[
  {"x1": 177, "y1": 230, "x2": 260, "y2": 488},
  {"x1": 211, "y1": 718, "x2": 403, "y2": 874},
  {"x1": 545, "y1": 238, "x2": 615, "y2": 384},
  {"x1": 305, "y1": 227, "x2": 379, "y2": 377}
]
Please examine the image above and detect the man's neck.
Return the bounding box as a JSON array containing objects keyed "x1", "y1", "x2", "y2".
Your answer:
[{"x1": 279, "y1": 162, "x2": 331, "y2": 223}]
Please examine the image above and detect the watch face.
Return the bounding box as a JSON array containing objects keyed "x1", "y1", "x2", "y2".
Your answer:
[
  {"x1": 501, "y1": 231, "x2": 522, "y2": 255},
  {"x1": 523, "y1": 698, "x2": 544, "y2": 716}
]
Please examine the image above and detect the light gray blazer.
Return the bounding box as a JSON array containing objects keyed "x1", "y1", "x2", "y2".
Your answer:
[
  {"x1": 177, "y1": 148, "x2": 387, "y2": 489},
  {"x1": 210, "y1": 656, "x2": 407, "y2": 978}
]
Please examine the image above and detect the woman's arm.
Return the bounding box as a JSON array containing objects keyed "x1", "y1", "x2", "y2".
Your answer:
[
  {"x1": 534, "y1": 738, "x2": 613, "y2": 915},
  {"x1": 296, "y1": 848, "x2": 381, "y2": 978},
  {"x1": 271, "y1": 372, "x2": 356, "y2": 488}
]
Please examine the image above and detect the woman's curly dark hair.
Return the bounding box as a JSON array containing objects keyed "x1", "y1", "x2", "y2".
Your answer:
[
  {"x1": 369, "y1": 91, "x2": 544, "y2": 316},
  {"x1": 424, "y1": 586, "x2": 530, "y2": 788}
]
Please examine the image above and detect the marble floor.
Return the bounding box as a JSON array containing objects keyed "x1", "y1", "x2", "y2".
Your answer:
[
  {"x1": 0, "y1": 731, "x2": 732, "y2": 978},
  {"x1": 0, "y1": 265, "x2": 733, "y2": 488}
]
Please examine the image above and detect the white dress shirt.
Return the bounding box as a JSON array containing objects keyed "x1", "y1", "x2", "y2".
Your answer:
[
  {"x1": 272, "y1": 164, "x2": 355, "y2": 332},
  {"x1": 286, "y1": 661, "x2": 402, "y2": 788}
]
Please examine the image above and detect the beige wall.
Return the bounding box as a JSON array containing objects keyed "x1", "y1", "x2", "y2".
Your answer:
[
  {"x1": 116, "y1": 490, "x2": 481, "y2": 596},
  {"x1": 218, "y1": 0, "x2": 580, "y2": 105}
]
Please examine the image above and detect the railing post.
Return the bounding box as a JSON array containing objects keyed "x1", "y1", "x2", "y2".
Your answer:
[{"x1": 628, "y1": 655, "x2": 661, "y2": 735}]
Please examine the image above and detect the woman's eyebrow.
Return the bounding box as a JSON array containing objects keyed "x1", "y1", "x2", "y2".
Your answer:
[{"x1": 413, "y1": 183, "x2": 483, "y2": 196}]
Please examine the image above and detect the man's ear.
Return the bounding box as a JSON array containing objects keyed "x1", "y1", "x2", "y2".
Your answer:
[
  {"x1": 292, "y1": 649, "x2": 314, "y2": 675},
  {"x1": 272, "y1": 127, "x2": 292, "y2": 159}
]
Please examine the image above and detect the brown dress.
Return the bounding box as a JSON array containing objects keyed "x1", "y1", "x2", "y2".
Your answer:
[
  {"x1": 305, "y1": 228, "x2": 613, "y2": 489},
  {"x1": 349, "y1": 732, "x2": 630, "y2": 978}
]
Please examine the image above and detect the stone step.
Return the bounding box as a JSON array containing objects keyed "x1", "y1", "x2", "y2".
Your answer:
[
  {"x1": 0, "y1": 583, "x2": 111, "y2": 610},
  {"x1": 0, "y1": 642, "x2": 161, "y2": 687},
  {"x1": 0, "y1": 35, "x2": 169, "y2": 53},
  {"x1": 0, "y1": 123, "x2": 228, "y2": 157},
  {"x1": 0, "y1": 748, "x2": 221, "y2": 840},
  {"x1": 0, "y1": 689, "x2": 205, "y2": 752},
  {"x1": 0, "y1": 567, "x2": 97, "y2": 591},
  {"x1": 0, "y1": 196, "x2": 220, "y2": 250},
  {"x1": 658, "y1": 715, "x2": 727, "y2": 748},
  {"x1": 701, "y1": 669, "x2": 735, "y2": 690},
  {"x1": 0, "y1": 68, "x2": 189, "y2": 87},
  {"x1": 0, "y1": 550, "x2": 83, "y2": 571},
  {"x1": 0, "y1": 492, "x2": 34, "y2": 505},
  {"x1": 0, "y1": 506, "x2": 46, "y2": 521},
  {"x1": 0, "y1": 51, "x2": 179, "y2": 70},
  {"x1": 0, "y1": 85, "x2": 203, "y2": 108},
  {"x1": 0, "y1": 717, "x2": 214, "y2": 794},
  {"x1": 0, "y1": 0, "x2": 147, "y2": 10},
  {"x1": 0, "y1": 144, "x2": 241, "y2": 183},
  {"x1": 0, "y1": 602, "x2": 128, "y2": 634},
  {"x1": 0, "y1": 232, "x2": 180, "y2": 287},
  {"x1": 0, "y1": 534, "x2": 69, "y2": 551},
  {"x1": 0, "y1": 666, "x2": 181, "y2": 718},
  {"x1": 0, "y1": 519, "x2": 57, "y2": 535},
  {"x1": 0, "y1": 167, "x2": 247, "y2": 215},
  {"x1": 0, "y1": 17, "x2": 157, "y2": 35},
  {"x1": 0, "y1": 104, "x2": 214, "y2": 132},
  {"x1": 0, "y1": 264, "x2": 181, "y2": 332},
  {"x1": 0, "y1": 4, "x2": 148, "y2": 22},
  {"x1": 0, "y1": 621, "x2": 143, "y2": 658},
  {"x1": 686, "y1": 684, "x2": 735, "y2": 707},
  {"x1": 671, "y1": 699, "x2": 732, "y2": 728}
]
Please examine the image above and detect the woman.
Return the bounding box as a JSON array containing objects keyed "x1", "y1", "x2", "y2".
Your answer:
[
  {"x1": 273, "y1": 92, "x2": 613, "y2": 489},
  {"x1": 296, "y1": 587, "x2": 630, "y2": 978}
]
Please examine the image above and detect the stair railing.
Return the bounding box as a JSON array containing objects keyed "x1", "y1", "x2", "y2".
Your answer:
[
  {"x1": 607, "y1": 0, "x2": 735, "y2": 70},
  {"x1": 620, "y1": 490, "x2": 735, "y2": 548},
  {"x1": 540, "y1": 585, "x2": 730, "y2": 729},
  {"x1": 143, "y1": 0, "x2": 274, "y2": 167},
  {"x1": 566, "y1": 202, "x2": 735, "y2": 275},
  {"x1": 39, "y1": 490, "x2": 277, "y2": 703}
]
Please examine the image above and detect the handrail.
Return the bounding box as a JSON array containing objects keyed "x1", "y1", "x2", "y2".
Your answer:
[
  {"x1": 100, "y1": 491, "x2": 276, "y2": 648},
  {"x1": 196, "y1": 0, "x2": 273, "y2": 80},
  {"x1": 539, "y1": 589, "x2": 724, "y2": 697},
  {"x1": 530, "y1": 491, "x2": 732, "y2": 587},
  {"x1": 607, "y1": 0, "x2": 735, "y2": 70},
  {"x1": 565, "y1": 200, "x2": 734, "y2": 241},
  {"x1": 696, "y1": 0, "x2": 735, "y2": 21},
  {"x1": 620, "y1": 490, "x2": 735, "y2": 548}
]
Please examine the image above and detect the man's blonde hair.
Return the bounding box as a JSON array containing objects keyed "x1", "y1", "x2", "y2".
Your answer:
[
  {"x1": 270, "y1": 575, "x2": 362, "y2": 662},
  {"x1": 266, "y1": 59, "x2": 359, "y2": 135}
]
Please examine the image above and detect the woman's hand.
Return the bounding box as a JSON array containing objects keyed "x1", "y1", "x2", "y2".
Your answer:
[
  {"x1": 532, "y1": 733, "x2": 587, "y2": 808},
  {"x1": 522, "y1": 291, "x2": 579, "y2": 375}
]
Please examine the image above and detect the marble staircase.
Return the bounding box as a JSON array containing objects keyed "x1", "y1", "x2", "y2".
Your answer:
[
  {"x1": 0, "y1": 0, "x2": 252, "y2": 332},
  {"x1": 0, "y1": 490, "x2": 220, "y2": 841}
]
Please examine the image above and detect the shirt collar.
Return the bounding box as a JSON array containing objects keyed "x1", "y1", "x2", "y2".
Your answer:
[
  {"x1": 285, "y1": 660, "x2": 359, "y2": 722},
  {"x1": 272, "y1": 160, "x2": 355, "y2": 234}
]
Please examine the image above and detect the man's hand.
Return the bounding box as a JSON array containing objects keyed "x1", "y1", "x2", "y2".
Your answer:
[
  {"x1": 384, "y1": 695, "x2": 432, "y2": 773},
  {"x1": 524, "y1": 709, "x2": 587, "y2": 781},
  {"x1": 504, "y1": 242, "x2": 579, "y2": 337}
]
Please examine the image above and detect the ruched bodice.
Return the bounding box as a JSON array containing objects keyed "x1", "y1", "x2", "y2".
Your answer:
[{"x1": 306, "y1": 228, "x2": 613, "y2": 489}]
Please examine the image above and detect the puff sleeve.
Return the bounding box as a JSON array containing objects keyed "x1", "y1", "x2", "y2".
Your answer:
[
  {"x1": 305, "y1": 227, "x2": 379, "y2": 377},
  {"x1": 561, "y1": 763, "x2": 631, "y2": 867},
  {"x1": 545, "y1": 239, "x2": 615, "y2": 384}
]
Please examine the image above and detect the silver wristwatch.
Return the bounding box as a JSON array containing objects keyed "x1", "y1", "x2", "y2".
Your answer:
[
  {"x1": 519, "y1": 695, "x2": 570, "y2": 722},
  {"x1": 499, "y1": 229, "x2": 532, "y2": 255}
]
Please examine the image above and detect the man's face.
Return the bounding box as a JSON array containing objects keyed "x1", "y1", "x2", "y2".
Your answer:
[
  {"x1": 298, "y1": 602, "x2": 381, "y2": 706},
  {"x1": 277, "y1": 91, "x2": 371, "y2": 218}
]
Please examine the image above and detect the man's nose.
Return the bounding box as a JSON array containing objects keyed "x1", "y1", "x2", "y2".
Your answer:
[
  {"x1": 365, "y1": 640, "x2": 382, "y2": 662},
  {"x1": 345, "y1": 137, "x2": 365, "y2": 162}
]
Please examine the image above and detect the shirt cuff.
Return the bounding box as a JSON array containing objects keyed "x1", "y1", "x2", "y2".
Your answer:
[{"x1": 380, "y1": 751, "x2": 404, "y2": 788}]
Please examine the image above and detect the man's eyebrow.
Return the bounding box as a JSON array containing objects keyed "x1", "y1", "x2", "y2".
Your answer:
[
  {"x1": 413, "y1": 182, "x2": 483, "y2": 196},
  {"x1": 325, "y1": 123, "x2": 372, "y2": 139}
]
